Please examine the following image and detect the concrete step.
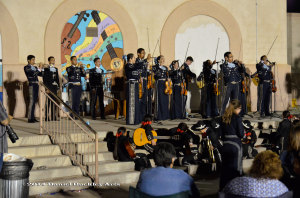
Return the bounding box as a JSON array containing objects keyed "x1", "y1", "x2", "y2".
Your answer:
[
  {"x1": 87, "y1": 161, "x2": 135, "y2": 175},
  {"x1": 29, "y1": 175, "x2": 91, "y2": 196},
  {"x1": 77, "y1": 151, "x2": 114, "y2": 164},
  {"x1": 98, "y1": 171, "x2": 140, "y2": 185},
  {"x1": 255, "y1": 138, "x2": 264, "y2": 146},
  {"x1": 7, "y1": 133, "x2": 51, "y2": 148},
  {"x1": 76, "y1": 141, "x2": 108, "y2": 154},
  {"x1": 243, "y1": 159, "x2": 254, "y2": 174},
  {"x1": 31, "y1": 155, "x2": 72, "y2": 169},
  {"x1": 53, "y1": 131, "x2": 108, "y2": 144},
  {"x1": 8, "y1": 144, "x2": 61, "y2": 158},
  {"x1": 30, "y1": 166, "x2": 83, "y2": 182}
]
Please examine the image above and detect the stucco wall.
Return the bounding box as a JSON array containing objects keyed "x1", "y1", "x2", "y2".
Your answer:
[{"x1": 0, "y1": 0, "x2": 291, "y2": 117}]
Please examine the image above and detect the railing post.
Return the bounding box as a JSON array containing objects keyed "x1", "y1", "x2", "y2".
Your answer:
[
  {"x1": 39, "y1": 84, "x2": 43, "y2": 134},
  {"x1": 94, "y1": 133, "x2": 99, "y2": 185}
]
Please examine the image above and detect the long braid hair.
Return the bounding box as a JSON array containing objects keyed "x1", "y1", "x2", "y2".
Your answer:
[{"x1": 222, "y1": 99, "x2": 241, "y2": 125}]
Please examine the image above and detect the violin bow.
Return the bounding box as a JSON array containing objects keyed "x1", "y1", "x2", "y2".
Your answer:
[
  {"x1": 214, "y1": 38, "x2": 220, "y2": 61},
  {"x1": 266, "y1": 35, "x2": 278, "y2": 56}
]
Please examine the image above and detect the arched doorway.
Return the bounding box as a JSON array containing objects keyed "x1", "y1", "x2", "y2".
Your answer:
[{"x1": 0, "y1": 34, "x2": 3, "y2": 101}]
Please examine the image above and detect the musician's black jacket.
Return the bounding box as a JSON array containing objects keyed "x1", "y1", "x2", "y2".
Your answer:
[
  {"x1": 169, "y1": 127, "x2": 197, "y2": 148},
  {"x1": 135, "y1": 58, "x2": 148, "y2": 78},
  {"x1": 202, "y1": 67, "x2": 217, "y2": 85},
  {"x1": 142, "y1": 124, "x2": 154, "y2": 141},
  {"x1": 220, "y1": 62, "x2": 243, "y2": 85},
  {"x1": 125, "y1": 63, "x2": 142, "y2": 80},
  {"x1": 89, "y1": 67, "x2": 104, "y2": 88},
  {"x1": 276, "y1": 118, "x2": 292, "y2": 150},
  {"x1": 181, "y1": 63, "x2": 196, "y2": 88},
  {"x1": 169, "y1": 69, "x2": 183, "y2": 84},
  {"x1": 116, "y1": 136, "x2": 133, "y2": 161},
  {"x1": 153, "y1": 65, "x2": 168, "y2": 80},
  {"x1": 66, "y1": 65, "x2": 86, "y2": 83},
  {"x1": 42, "y1": 66, "x2": 60, "y2": 92},
  {"x1": 24, "y1": 64, "x2": 42, "y2": 84},
  {"x1": 256, "y1": 61, "x2": 273, "y2": 83}
]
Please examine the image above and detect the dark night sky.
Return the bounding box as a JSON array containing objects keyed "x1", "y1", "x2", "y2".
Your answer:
[{"x1": 287, "y1": 0, "x2": 300, "y2": 13}]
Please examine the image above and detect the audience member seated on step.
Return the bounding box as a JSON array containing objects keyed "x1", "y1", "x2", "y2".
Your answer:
[
  {"x1": 281, "y1": 124, "x2": 300, "y2": 198},
  {"x1": 222, "y1": 150, "x2": 289, "y2": 198},
  {"x1": 169, "y1": 122, "x2": 199, "y2": 165},
  {"x1": 191, "y1": 120, "x2": 222, "y2": 164},
  {"x1": 0, "y1": 100, "x2": 13, "y2": 153},
  {"x1": 136, "y1": 142, "x2": 200, "y2": 198},
  {"x1": 113, "y1": 127, "x2": 151, "y2": 171},
  {"x1": 242, "y1": 120, "x2": 258, "y2": 159},
  {"x1": 137, "y1": 114, "x2": 156, "y2": 155},
  {"x1": 276, "y1": 111, "x2": 292, "y2": 151}
]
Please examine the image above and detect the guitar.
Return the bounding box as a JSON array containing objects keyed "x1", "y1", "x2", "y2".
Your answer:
[
  {"x1": 61, "y1": 11, "x2": 89, "y2": 64},
  {"x1": 133, "y1": 128, "x2": 180, "y2": 147},
  {"x1": 124, "y1": 140, "x2": 136, "y2": 158},
  {"x1": 91, "y1": 10, "x2": 124, "y2": 73}
]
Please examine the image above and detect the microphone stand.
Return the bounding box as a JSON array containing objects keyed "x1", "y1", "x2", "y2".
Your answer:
[{"x1": 270, "y1": 62, "x2": 281, "y2": 118}]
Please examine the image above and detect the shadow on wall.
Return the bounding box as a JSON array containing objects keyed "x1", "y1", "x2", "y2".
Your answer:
[
  {"x1": 3, "y1": 72, "x2": 20, "y2": 116},
  {"x1": 286, "y1": 56, "x2": 300, "y2": 99}
]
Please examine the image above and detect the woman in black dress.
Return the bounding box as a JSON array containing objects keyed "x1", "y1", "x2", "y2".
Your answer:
[{"x1": 219, "y1": 99, "x2": 244, "y2": 190}]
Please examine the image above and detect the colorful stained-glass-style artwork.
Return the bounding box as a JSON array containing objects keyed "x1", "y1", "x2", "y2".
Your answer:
[{"x1": 61, "y1": 10, "x2": 124, "y2": 91}]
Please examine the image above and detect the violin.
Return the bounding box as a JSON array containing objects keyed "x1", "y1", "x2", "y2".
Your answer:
[
  {"x1": 147, "y1": 64, "x2": 154, "y2": 89},
  {"x1": 214, "y1": 82, "x2": 220, "y2": 95},
  {"x1": 180, "y1": 81, "x2": 188, "y2": 96},
  {"x1": 164, "y1": 71, "x2": 173, "y2": 95},
  {"x1": 271, "y1": 72, "x2": 277, "y2": 93},
  {"x1": 139, "y1": 76, "x2": 143, "y2": 99}
]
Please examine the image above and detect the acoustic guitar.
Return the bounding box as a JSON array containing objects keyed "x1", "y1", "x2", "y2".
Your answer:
[
  {"x1": 91, "y1": 11, "x2": 123, "y2": 73},
  {"x1": 133, "y1": 128, "x2": 180, "y2": 147}
]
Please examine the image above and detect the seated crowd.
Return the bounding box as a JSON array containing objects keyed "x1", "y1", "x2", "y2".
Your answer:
[{"x1": 106, "y1": 101, "x2": 300, "y2": 198}]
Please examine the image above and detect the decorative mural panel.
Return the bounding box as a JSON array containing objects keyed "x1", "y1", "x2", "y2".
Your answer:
[{"x1": 61, "y1": 10, "x2": 124, "y2": 91}]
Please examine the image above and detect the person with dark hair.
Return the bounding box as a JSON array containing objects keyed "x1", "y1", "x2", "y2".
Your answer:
[
  {"x1": 153, "y1": 55, "x2": 170, "y2": 121},
  {"x1": 66, "y1": 56, "x2": 86, "y2": 116},
  {"x1": 276, "y1": 110, "x2": 292, "y2": 151},
  {"x1": 113, "y1": 127, "x2": 133, "y2": 161},
  {"x1": 136, "y1": 142, "x2": 200, "y2": 197},
  {"x1": 192, "y1": 120, "x2": 222, "y2": 165},
  {"x1": 169, "y1": 60, "x2": 185, "y2": 119},
  {"x1": 223, "y1": 151, "x2": 289, "y2": 198},
  {"x1": 281, "y1": 125, "x2": 300, "y2": 198},
  {"x1": 181, "y1": 56, "x2": 196, "y2": 117},
  {"x1": 198, "y1": 59, "x2": 219, "y2": 118},
  {"x1": 220, "y1": 52, "x2": 244, "y2": 115},
  {"x1": 42, "y1": 56, "x2": 60, "y2": 121},
  {"x1": 139, "y1": 114, "x2": 156, "y2": 153},
  {"x1": 136, "y1": 48, "x2": 152, "y2": 118},
  {"x1": 242, "y1": 120, "x2": 258, "y2": 159},
  {"x1": 219, "y1": 99, "x2": 244, "y2": 190},
  {"x1": 24, "y1": 55, "x2": 43, "y2": 123},
  {"x1": 255, "y1": 55, "x2": 274, "y2": 118},
  {"x1": 87, "y1": 58, "x2": 105, "y2": 120},
  {"x1": 125, "y1": 53, "x2": 142, "y2": 125},
  {"x1": 168, "y1": 122, "x2": 198, "y2": 165}
]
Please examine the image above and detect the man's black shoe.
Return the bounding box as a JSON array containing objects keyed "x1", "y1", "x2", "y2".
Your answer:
[
  {"x1": 101, "y1": 117, "x2": 106, "y2": 120},
  {"x1": 28, "y1": 120, "x2": 35, "y2": 123},
  {"x1": 34, "y1": 119, "x2": 39, "y2": 122}
]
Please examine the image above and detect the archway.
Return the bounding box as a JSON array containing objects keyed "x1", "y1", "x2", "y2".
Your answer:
[{"x1": 161, "y1": 0, "x2": 243, "y2": 64}]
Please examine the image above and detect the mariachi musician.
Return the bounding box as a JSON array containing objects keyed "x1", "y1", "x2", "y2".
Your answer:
[
  {"x1": 169, "y1": 60, "x2": 185, "y2": 120},
  {"x1": 153, "y1": 55, "x2": 171, "y2": 122},
  {"x1": 136, "y1": 48, "x2": 152, "y2": 118},
  {"x1": 256, "y1": 55, "x2": 274, "y2": 118},
  {"x1": 125, "y1": 53, "x2": 142, "y2": 125},
  {"x1": 237, "y1": 60, "x2": 250, "y2": 117},
  {"x1": 199, "y1": 60, "x2": 219, "y2": 118}
]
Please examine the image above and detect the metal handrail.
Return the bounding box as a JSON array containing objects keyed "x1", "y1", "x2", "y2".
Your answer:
[
  {"x1": 39, "y1": 82, "x2": 99, "y2": 184},
  {"x1": 39, "y1": 82, "x2": 97, "y2": 134}
]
